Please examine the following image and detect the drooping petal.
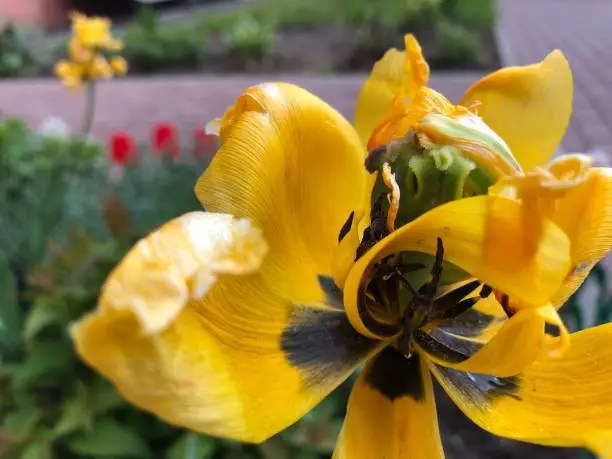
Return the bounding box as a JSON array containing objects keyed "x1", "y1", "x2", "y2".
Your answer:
[
  {"x1": 403, "y1": 34, "x2": 430, "y2": 99},
  {"x1": 354, "y1": 48, "x2": 405, "y2": 146},
  {"x1": 430, "y1": 323, "x2": 612, "y2": 456},
  {"x1": 72, "y1": 212, "x2": 379, "y2": 443},
  {"x1": 550, "y1": 167, "x2": 612, "y2": 307},
  {"x1": 417, "y1": 304, "x2": 569, "y2": 377},
  {"x1": 333, "y1": 349, "x2": 444, "y2": 459},
  {"x1": 367, "y1": 86, "x2": 458, "y2": 151},
  {"x1": 460, "y1": 50, "x2": 573, "y2": 172},
  {"x1": 344, "y1": 195, "x2": 571, "y2": 339},
  {"x1": 353, "y1": 34, "x2": 431, "y2": 149},
  {"x1": 196, "y1": 82, "x2": 367, "y2": 302}
]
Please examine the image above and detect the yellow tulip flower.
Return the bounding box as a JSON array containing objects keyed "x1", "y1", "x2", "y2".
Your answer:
[
  {"x1": 71, "y1": 34, "x2": 612, "y2": 458},
  {"x1": 55, "y1": 12, "x2": 127, "y2": 88},
  {"x1": 71, "y1": 12, "x2": 123, "y2": 51}
]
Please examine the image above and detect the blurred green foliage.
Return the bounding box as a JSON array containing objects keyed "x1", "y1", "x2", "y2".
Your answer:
[
  {"x1": 434, "y1": 20, "x2": 480, "y2": 68},
  {"x1": 10, "y1": 0, "x2": 498, "y2": 76},
  {"x1": 221, "y1": 15, "x2": 275, "y2": 65},
  {"x1": 193, "y1": 0, "x2": 493, "y2": 69},
  {"x1": 441, "y1": 0, "x2": 497, "y2": 28},
  {"x1": 123, "y1": 7, "x2": 203, "y2": 73},
  {"x1": 0, "y1": 22, "x2": 38, "y2": 78},
  {"x1": 0, "y1": 118, "x2": 102, "y2": 268}
]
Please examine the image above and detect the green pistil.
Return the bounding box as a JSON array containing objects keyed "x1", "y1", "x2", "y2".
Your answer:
[{"x1": 371, "y1": 144, "x2": 479, "y2": 227}]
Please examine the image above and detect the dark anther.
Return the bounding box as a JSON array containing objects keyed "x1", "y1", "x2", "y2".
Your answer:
[
  {"x1": 397, "y1": 313, "x2": 414, "y2": 358},
  {"x1": 500, "y1": 294, "x2": 514, "y2": 317},
  {"x1": 435, "y1": 280, "x2": 482, "y2": 310},
  {"x1": 365, "y1": 145, "x2": 387, "y2": 172},
  {"x1": 480, "y1": 284, "x2": 494, "y2": 298},
  {"x1": 338, "y1": 211, "x2": 355, "y2": 242},
  {"x1": 433, "y1": 297, "x2": 479, "y2": 323},
  {"x1": 356, "y1": 194, "x2": 389, "y2": 259},
  {"x1": 426, "y1": 279, "x2": 482, "y2": 322}
]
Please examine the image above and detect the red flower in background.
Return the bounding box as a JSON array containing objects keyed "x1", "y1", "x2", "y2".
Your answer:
[
  {"x1": 193, "y1": 127, "x2": 217, "y2": 160},
  {"x1": 152, "y1": 123, "x2": 179, "y2": 159},
  {"x1": 109, "y1": 132, "x2": 137, "y2": 165}
]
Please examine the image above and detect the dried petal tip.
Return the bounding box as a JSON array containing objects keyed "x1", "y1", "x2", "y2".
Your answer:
[{"x1": 93, "y1": 212, "x2": 267, "y2": 335}]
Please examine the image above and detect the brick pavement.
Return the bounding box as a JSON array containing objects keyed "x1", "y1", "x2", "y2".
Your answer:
[
  {"x1": 497, "y1": 0, "x2": 612, "y2": 155},
  {"x1": 0, "y1": 73, "x2": 482, "y2": 145}
]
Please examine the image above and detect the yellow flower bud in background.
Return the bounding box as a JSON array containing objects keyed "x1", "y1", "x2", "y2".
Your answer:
[
  {"x1": 68, "y1": 38, "x2": 93, "y2": 64},
  {"x1": 110, "y1": 56, "x2": 128, "y2": 76},
  {"x1": 71, "y1": 12, "x2": 114, "y2": 49},
  {"x1": 55, "y1": 12, "x2": 127, "y2": 87},
  {"x1": 54, "y1": 60, "x2": 83, "y2": 88},
  {"x1": 89, "y1": 56, "x2": 113, "y2": 80}
]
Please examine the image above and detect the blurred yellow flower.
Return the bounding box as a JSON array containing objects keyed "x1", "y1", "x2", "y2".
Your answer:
[
  {"x1": 55, "y1": 12, "x2": 127, "y2": 88},
  {"x1": 109, "y1": 57, "x2": 128, "y2": 76},
  {"x1": 54, "y1": 60, "x2": 83, "y2": 88},
  {"x1": 71, "y1": 12, "x2": 123, "y2": 50}
]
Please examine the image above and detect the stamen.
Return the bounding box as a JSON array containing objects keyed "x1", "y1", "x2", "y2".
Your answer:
[
  {"x1": 480, "y1": 284, "x2": 493, "y2": 298},
  {"x1": 337, "y1": 211, "x2": 355, "y2": 242},
  {"x1": 382, "y1": 162, "x2": 400, "y2": 233},
  {"x1": 365, "y1": 145, "x2": 387, "y2": 172},
  {"x1": 499, "y1": 293, "x2": 514, "y2": 317},
  {"x1": 426, "y1": 279, "x2": 481, "y2": 321},
  {"x1": 355, "y1": 195, "x2": 389, "y2": 259},
  {"x1": 433, "y1": 297, "x2": 479, "y2": 323}
]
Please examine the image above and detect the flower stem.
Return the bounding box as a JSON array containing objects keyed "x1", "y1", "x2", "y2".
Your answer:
[{"x1": 81, "y1": 81, "x2": 96, "y2": 139}]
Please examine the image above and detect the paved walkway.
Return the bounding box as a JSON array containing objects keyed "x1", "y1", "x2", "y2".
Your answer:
[
  {"x1": 497, "y1": 0, "x2": 612, "y2": 155},
  {"x1": 0, "y1": 73, "x2": 481, "y2": 145}
]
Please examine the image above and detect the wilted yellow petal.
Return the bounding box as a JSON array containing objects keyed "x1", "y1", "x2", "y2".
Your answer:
[
  {"x1": 417, "y1": 304, "x2": 569, "y2": 377},
  {"x1": 354, "y1": 48, "x2": 405, "y2": 146},
  {"x1": 403, "y1": 34, "x2": 430, "y2": 99},
  {"x1": 368, "y1": 86, "x2": 459, "y2": 150},
  {"x1": 431, "y1": 322, "x2": 612, "y2": 457},
  {"x1": 461, "y1": 50, "x2": 573, "y2": 171},
  {"x1": 551, "y1": 167, "x2": 612, "y2": 307},
  {"x1": 72, "y1": 211, "x2": 379, "y2": 443},
  {"x1": 196, "y1": 82, "x2": 367, "y2": 301}
]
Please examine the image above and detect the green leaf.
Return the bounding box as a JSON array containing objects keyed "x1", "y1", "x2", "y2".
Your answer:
[
  {"x1": 0, "y1": 256, "x2": 22, "y2": 353},
  {"x1": 68, "y1": 418, "x2": 153, "y2": 458},
  {"x1": 23, "y1": 299, "x2": 60, "y2": 341},
  {"x1": 257, "y1": 440, "x2": 291, "y2": 459},
  {"x1": 11, "y1": 341, "x2": 73, "y2": 388},
  {"x1": 21, "y1": 440, "x2": 52, "y2": 459},
  {"x1": 54, "y1": 384, "x2": 93, "y2": 437},
  {"x1": 166, "y1": 433, "x2": 216, "y2": 459},
  {"x1": 3, "y1": 406, "x2": 41, "y2": 439},
  {"x1": 293, "y1": 452, "x2": 320, "y2": 459},
  {"x1": 89, "y1": 379, "x2": 123, "y2": 414}
]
